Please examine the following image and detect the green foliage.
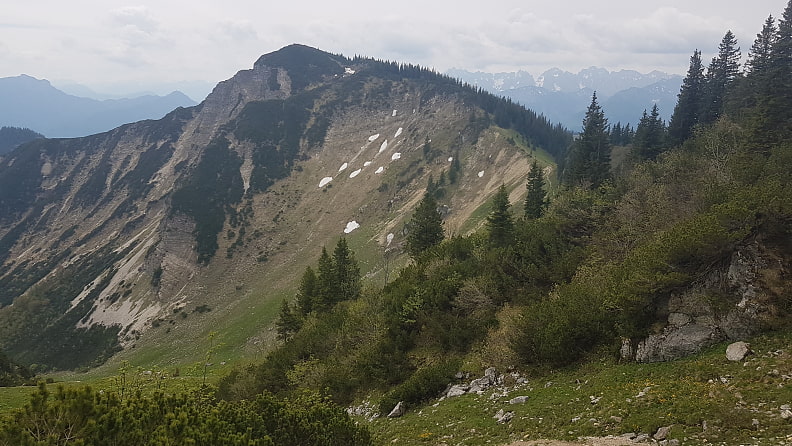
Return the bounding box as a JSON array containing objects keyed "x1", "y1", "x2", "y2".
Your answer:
[
  {"x1": 333, "y1": 238, "x2": 361, "y2": 302},
  {"x1": 315, "y1": 247, "x2": 337, "y2": 311},
  {"x1": 523, "y1": 160, "x2": 547, "y2": 219},
  {"x1": 0, "y1": 349, "x2": 33, "y2": 387},
  {"x1": 486, "y1": 185, "x2": 515, "y2": 248},
  {"x1": 700, "y1": 31, "x2": 741, "y2": 126},
  {"x1": 406, "y1": 193, "x2": 445, "y2": 259},
  {"x1": 378, "y1": 358, "x2": 461, "y2": 415},
  {"x1": 0, "y1": 244, "x2": 129, "y2": 370},
  {"x1": 632, "y1": 104, "x2": 667, "y2": 160},
  {"x1": 668, "y1": 50, "x2": 706, "y2": 146},
  {"x1": 171, "y1": 138, "x2": 244, "y2": 264},
  {"x1": 295, "y1": 266, "x2": 317, "y2": 317},
  {"x1": 563, "y1": 92, "x2": 611, "y2": 187},
  {"x1": 0, "y1": 383, "x2": 371, "y2": 445},
  {"x1": 276, "y1": 299, "x2": 302, "y2": 341}
]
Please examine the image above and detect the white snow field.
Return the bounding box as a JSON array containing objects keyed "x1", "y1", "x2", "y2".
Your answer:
[
  {"x1": 318, "y1": 177, "x2": 333, "y2": 188},
  {"x1": 344, "y1": 221, "x2": 360, "y2": 233}
]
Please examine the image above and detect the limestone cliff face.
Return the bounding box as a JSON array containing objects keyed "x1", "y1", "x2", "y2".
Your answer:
[
  {"x1": 0, "y1": 45, "x2": 567, "y2": 370},
  {"x1": 622, "y1": 236, "x2": 790, "y2": 363}
]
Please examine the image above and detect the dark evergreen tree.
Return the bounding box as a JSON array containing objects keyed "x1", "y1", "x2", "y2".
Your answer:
[
  {"x1": 746, "y1": 15, "x2": 777, "y2": 76},
  {"x1": 633, "y1": 104, "x2": 666, "y2": 160},
  {"x1": 730, "y1": 15, "x2": 778, "y2": 143},
  {"x1": 610, "y1": 122, "x2": 625, "y2": 146},
  {"x1": 524, "y1": 161, "x2": 548, "y2": 219},
  {"x1": 563, "y1": 92, "x2": 610, "y2": 187},
  {"x1": 406, "y1": 192, "x2": 445, "y2": 258},
  {"x1": 296, "y1": 266, "x2": 317, "y2": 316},
  {"x1": 333, "y1": 238, "x2": 361, "y2": 301},
  {"x1": 700, "y1": 31, "x2": 741, "y2": 125},
  {"x1": 276, "y1": 299, "x2": 301, "y2": 341},
  {"x1": 315, "y1": 247, "x2": 338, "y2": 310},
  {"x1": 763, "y1": 1, "x2": 792, "y2": 142},
  {"x1": 487, "y1": 184, "x2": 515, "y2": 247},
  {"x1": 668, "y1": 50, "x2": 706, "y2": 146}
]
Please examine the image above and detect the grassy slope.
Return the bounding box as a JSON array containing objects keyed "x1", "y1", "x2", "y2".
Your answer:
[{"x1": 366, "y1": 330, "x2": 792, "y2": 445}]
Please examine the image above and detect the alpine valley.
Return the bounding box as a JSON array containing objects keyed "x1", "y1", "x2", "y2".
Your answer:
[{"x1": 0, "y1": 44, "x2": 569, "y2": 372}]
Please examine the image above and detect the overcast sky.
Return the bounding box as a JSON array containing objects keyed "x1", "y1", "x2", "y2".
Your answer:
[{"x1": 1, "y1": 0, "x2": 786, "y2": 100}]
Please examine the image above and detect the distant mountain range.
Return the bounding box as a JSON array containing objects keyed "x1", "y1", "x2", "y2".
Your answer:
[
  {"x1": 447, "y1": 68, "x2": 683, "y2": 131},
  {"x1": 0, "y1": 75, "x2": 197, "y2": 138}
]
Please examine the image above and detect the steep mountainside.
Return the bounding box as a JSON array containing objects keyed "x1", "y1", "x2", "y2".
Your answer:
[
  {"x1": 0, "y1": 75, "x2": 196, "y2": 138},
  {"x1": 0, "y1": 44, "x2": 570, "y2": 371}
]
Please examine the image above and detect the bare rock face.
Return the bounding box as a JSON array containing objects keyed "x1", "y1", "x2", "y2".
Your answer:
[{"x1": 626, "y1": 240, "x2": 788, "y2": 363}]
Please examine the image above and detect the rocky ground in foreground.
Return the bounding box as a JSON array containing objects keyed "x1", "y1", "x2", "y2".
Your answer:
[{"x1": 359, "y1": 332, "x2": 792, "y2": 446}]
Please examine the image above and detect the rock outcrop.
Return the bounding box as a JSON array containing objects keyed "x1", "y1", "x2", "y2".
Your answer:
[{"x1": 623, "y1": 240, "x2": 789, "y2": 363}]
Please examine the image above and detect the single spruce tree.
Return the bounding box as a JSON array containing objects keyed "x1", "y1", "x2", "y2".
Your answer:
[
  {"x1": 406, "y1": 192, "x2": 444, "y2": 258},
  {"x1": 333, "y1": 238, "x2": 361, "y2": 301},
  {"x1": 668, "y1": 50, "x2": 706, "y2": 146},
  {"x1": 314, "y1": 247, "x2": 338, "y2": 310},
  {"x1": 487, "y1": 184, "x2": 515, "y2": 248},
  {"x1": 524, "y1": 161, "x2": 547, "y2": 219},
  {"x1": 700, "y1": 31, "x2": 741, "y2": 125},
  {"x1": 295, "y1": 266, "x2": 317, "y2": 317},
  {"x1": 746, "y1": 15, "x2": 777, "y2": 77},
  {"x1": 563, "y1": 92, "x2": 610, "y2": 187}
]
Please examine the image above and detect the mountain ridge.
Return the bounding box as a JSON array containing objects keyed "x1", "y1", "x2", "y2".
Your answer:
[{"x1": 0, "y1": 44, "x2": 569, "y2": 371}]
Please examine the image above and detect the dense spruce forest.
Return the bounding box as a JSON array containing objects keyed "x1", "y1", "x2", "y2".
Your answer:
[
  {"x1": 2, "y1": 2, "x2": 792, "y2": 444},
  {"x1": 0, "y1": 126, "x2": 43, "y2": 156}
]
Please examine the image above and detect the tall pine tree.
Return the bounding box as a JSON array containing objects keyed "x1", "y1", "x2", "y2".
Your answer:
[
  {"x1": 487, "y1": 184, "x2": 515, "y2": 248},
  {"x1": 406, "y1": 192, "x2": 444, "y2": 258},
  {"x1": 700, "y1": 31, "x2": 741, "y2": 125},
  {"x1": 746, "y1": 15, "x2": 777, "y2": 76},
  {"x1": 295, "y1": 266, "x2": 317, "y2": 317},
  {"x1": 524, "y1": 161, "x2": 547, "y2": 219},
  {"x1": 668, "y1": 50, "x2": 706, "y2": 146},
  {"x1": 314, "y1": 247, "x2": 338, "y2": 310},
  {"x1": 333, "y1": 238, "x2": 361, "y2": 301},
  {"x1": 563, "y1": 92, "x2": 610, "y2": 187}
]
